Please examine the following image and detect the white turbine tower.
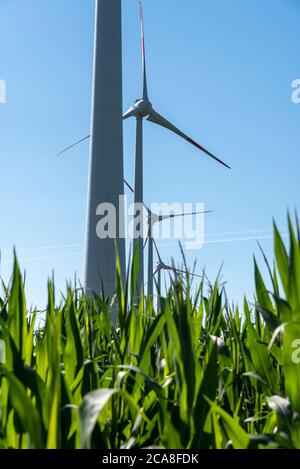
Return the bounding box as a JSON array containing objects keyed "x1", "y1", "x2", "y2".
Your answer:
[
  {"x1": 123, "y1": 0, "x2": 230, "y2": 292},
  {"x1": 84, "y1": 0, "x2": 125, "y2": 296}
]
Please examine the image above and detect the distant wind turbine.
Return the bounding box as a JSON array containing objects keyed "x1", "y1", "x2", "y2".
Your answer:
[
  {"x1": 152, "y1": 237, "x2": 203, "y2": 307},
  {"x1": 144, "y1": 207, "x2": 212, "y2": 296},
  {"x1": 123, "y1": 0, "x2": 230, "y2": 292}
]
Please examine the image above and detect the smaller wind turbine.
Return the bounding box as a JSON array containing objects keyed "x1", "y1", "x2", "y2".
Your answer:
[
  {"x1": 144, "y1": 207, "x2": 212, "y2": 296},
  {"x1": 152, "y1": 237, "x2": 203, "y2": 307},
  {"x1": 115, "y1": 179, "x2": 210, "y2": 297}
]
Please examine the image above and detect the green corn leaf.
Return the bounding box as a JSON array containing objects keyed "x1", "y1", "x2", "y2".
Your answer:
[
  {"x1": 206, "y1": 398, "x2": 251, "y2": 449},
  {"x1": 7, "y1": 253, "x2": 28, "y2": 360},
  {"x1": 3, "y1": 370, "x2": 44, "y2": 448},
  {"x1": 274, "y1": 221, "x2": 289, "y2": 296},
  {"x1": 63, "y1": 295, "x2": 84, "y2": 386},
  {"x1": 190, "y1": 340, "x2": 218, "y2": 448},
  {"x1": 79, "y1": 388, "x2": 118, "y2": 449},
  {"x1": 254, "y1": 258, "x2": 274, "y2": 314},
  {"x1": 287, "y1": 214, "x2": 300, "y2": 315}
]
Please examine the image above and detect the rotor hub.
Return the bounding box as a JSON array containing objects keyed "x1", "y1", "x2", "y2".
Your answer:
[{"x1": 133, "y1": 98, "x2": 153, "y2": 118}]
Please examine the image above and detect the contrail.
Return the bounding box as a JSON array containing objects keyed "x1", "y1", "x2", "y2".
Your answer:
[
  {"x1": 0, "y1": 243, "x2": 83, "y2": 254},
  {"x1": 17, "y1": 243, "x2": 83, "y2": 252},
  {"x1": 0, "y1": 233, "x2": 289, "y2": 269},
  {"x1": 205, "y1": 233, "x2": 288, "y2": 245},
  {"x1": 205, "y1": 228, "x2": 276, "y2": 238},
  {"x1": 157, "y1": 233, "x2": 288, "y2": 248},
  {"x1": 1, "y1": 251, "x2": 83, "y2": 266},
  {"x1": 0, "y1": 228, "x2": 287, "y2": 255}
]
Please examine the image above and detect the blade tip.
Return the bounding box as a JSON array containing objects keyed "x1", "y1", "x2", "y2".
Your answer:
[{"x1": 221, "y1": 160, "x2": 231, "y2": 170}]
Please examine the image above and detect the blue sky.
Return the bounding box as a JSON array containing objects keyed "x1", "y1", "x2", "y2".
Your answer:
[{"x1": 0, "y1": 0, "x2": 299, "y2": 308}]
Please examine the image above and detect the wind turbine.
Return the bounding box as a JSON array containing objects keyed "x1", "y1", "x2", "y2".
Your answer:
[
  {"x1": 152, "y1": 237, "x2": 203, "y2": 307},
  {"x1": 108, "y1": 176, "x2": 209, "y2": 297},
  {"x1": 123, "y1": 0, "x2": 230, "y2": 292},
  {"x1": 144, "y1": 207, "x2": 212, "y2": 296}
]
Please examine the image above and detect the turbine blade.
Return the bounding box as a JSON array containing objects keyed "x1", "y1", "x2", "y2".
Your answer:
[
  {"x1": 161, "y1": 264, "x2": 173, "y2": 273},
  {"x1": 143, "y1": 202, "x2": 151, "y2": 215},
  {"x1": 123, "y1": 105, "x2": 139, "y2": 120},
  {"x1": 153, "y1": 265, "x2": 161, "y2": 276},
  {"x1": 143, "y1": 221, "x2": 152, "y2": 251},
  {"x1": 57, "y1": 139, "x2": 134, "y2": 200},
  {"x1": 158, "y1": 210, "x2": 213, "y2": 222},
  {"x1": 147, "y1": 110, "x2": 230, "y2": 169},
  {"x1": 153, "y1": 238, "x2": 163, "y2": 264},
  {"x1": 175, "y1": 268, "x2": 203, "y2": 278},
  {"x1": 143, "y1": 235, "x2": 149, "y2": 250},
  {"x1": 57, "y1": 135, "x2": 90, "y2": 157},
  {"x1": 163, "y1": 264, "x2": 202, "y2": 278},
  {"x1": 124, "y1": 179, "x2": 134, "y2": 193},
  {"x1": 139, "y1": 0, "x2": 148, "y2": 99},
  {"x1": 123, "y1": 179, "x2": 152, "y2": 218}
]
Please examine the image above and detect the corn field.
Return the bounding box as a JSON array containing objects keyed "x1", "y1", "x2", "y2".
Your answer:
[{"x1": 1, "y1": 216, "x2": 300, "y2": 449}]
